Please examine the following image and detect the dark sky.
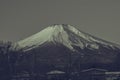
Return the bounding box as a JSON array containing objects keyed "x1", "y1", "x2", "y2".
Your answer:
[{"x1": 0, "y1": 0, "x2": 120, "y2": 44}]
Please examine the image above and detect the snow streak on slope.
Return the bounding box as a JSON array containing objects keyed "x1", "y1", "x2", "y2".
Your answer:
[
  {"x1": 18, "y1": 24, "x2": 120, "y2": 51},
  {"x1": 18, "y1": 26, "x2": 54, "y2": 49}
]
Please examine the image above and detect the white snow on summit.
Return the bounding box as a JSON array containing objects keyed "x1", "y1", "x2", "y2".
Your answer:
[{"x1": 17, "y1": 24, "x2": 120, "y2": 51}]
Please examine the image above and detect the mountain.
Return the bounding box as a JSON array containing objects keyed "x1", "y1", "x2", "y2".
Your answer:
[
  {"x1": 16, "y1": 24, "x2": 120, "y2": 73},
  {"x1": 18, "y1": 24, "x2": 120, "y2": 51}
]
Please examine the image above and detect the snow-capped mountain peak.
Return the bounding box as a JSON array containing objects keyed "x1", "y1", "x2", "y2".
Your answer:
[
  {"x1": 17, "y1": 24, "x2": 120, "y2": 51},
  {"x1": 18, "y1": 24, "x2": 74, "y2": 50}
]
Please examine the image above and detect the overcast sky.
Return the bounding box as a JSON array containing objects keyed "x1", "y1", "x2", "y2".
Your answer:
[{"x1": 0, "y1": 0, "x2": 120, "y2": 44}]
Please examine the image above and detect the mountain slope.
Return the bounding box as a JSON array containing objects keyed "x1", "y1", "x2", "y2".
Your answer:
[
  {"x1": 18, "y1": 24, "x2": 120, "y2": 51},
  {"x1": 16, "y1": 24, "x2": 120, "y2": 72}
]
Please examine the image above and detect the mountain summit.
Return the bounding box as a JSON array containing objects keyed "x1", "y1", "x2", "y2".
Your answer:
[
  {"x1": 16, "y1": 24, "x2": 120, "y2": 72},
  {"x1": 18, "y1": 24, "x2": 120, "y2": 51}
]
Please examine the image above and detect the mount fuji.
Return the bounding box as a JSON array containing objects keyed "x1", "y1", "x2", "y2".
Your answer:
[
  {"x1": 16, "y1": 24, "x2": 120, "y2": 72},
  {"x1": 18, "y1": 24, "x2": 120, "y2": 51}
]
